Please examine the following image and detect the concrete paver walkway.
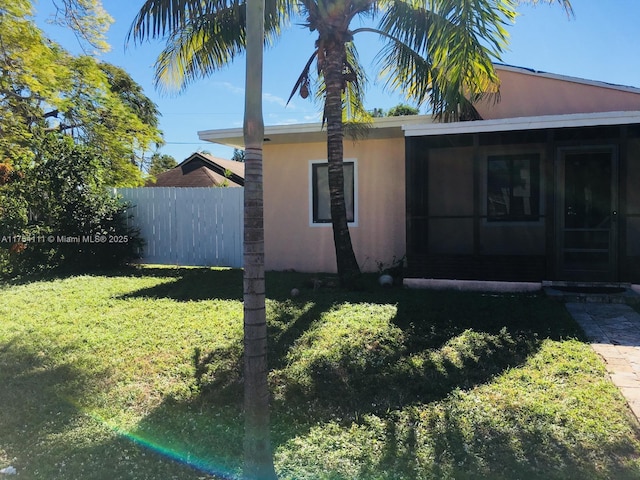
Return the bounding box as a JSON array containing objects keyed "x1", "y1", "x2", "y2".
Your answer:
[{"x1": 565, "y1": 302, "x2": 640, "y2": 420}]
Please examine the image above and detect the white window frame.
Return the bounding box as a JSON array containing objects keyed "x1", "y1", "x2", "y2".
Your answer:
[{"x1": 309, "y1": 158, "x2": 358, "y2": 227}]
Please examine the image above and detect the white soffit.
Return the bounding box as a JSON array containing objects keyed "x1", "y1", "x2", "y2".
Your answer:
[
  {"x1": 402, "y1": 111, "x2": 640, "y2": 137},
  {"x1": 198, "y1": 114, "x2": 433, "y2": 148}
]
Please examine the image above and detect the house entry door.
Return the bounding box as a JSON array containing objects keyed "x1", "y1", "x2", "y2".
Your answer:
[{"x1": 556, "y1": 147, "x2": 618, "y2": 281}]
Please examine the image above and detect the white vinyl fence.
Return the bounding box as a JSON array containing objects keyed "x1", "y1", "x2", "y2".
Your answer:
[{"x1": 115, "y1": 187, "x2": 243, "y2": 268}]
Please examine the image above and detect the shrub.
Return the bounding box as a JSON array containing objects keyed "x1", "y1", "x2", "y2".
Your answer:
[{"x1": 0, "y1": 134, "x2": 143, "y2": 277}]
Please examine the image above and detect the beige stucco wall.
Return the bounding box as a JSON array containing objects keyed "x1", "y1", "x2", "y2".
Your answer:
[
  {"x1": 477, "y1": 69, "x2": 640, "y2": 120},
  {"x1": 263, "y1": 138, "x2": 406, "y2": 272}
]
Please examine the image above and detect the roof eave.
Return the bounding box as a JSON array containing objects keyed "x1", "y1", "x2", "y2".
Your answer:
[
  {"x1": 403, "y1": 111, "x2": 640, "y2": 137},
  {"x1": 198, "y1": 114, "x2": 434, "y2": 148}
]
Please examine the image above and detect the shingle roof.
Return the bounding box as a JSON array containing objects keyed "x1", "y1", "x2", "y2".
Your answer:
[{"x1": 147, "y1": 152, "x2": 244, "y2": 187}]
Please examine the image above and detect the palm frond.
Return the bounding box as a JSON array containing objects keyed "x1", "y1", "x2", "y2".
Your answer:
[
  {"x1": 287, "y1": 51, "x2": 318, "y2": 104},
  {"x1": 342, "y1": 42, "x2": 369, "y2": 122},
  {"x1": 374, "y1": 34, "x2": 434, "y2": 106},
  {"x1": 523, "y1": 0, "x2": 574, "y2": 17},
  {"x1": 313, "y1": 41, "x2": 370, "y2": 127},
  {"x1": 128, "y1": 0, "x2": 226, "y2": 44},
  {"x1": 154, "y1": 7, "x2": 246, "y2": 92},
  {"x1": 376, "y1": 0, "x2": 516, "y2": 120},
  {"x1": 131, "y1": 0, "x2": 294, "y2": 93}
]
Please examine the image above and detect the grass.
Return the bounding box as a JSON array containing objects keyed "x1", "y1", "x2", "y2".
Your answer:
[{"x1": 1, "y1": 266, "x2": 640, "y2": 479}]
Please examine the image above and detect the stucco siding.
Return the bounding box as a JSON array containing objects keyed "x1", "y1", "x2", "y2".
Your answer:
[
  {"x1": 263, "y1": 138, "x2": 406, "y2": 272},
  {"x1": 477, "y1": 68, "x2": 640, "y2": 120}
]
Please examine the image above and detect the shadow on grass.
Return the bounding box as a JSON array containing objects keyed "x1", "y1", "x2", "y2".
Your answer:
[
  {"x1": 0, "y1": 265, "x2": 243, "y2": 300},
  {"x1": 129, "y1": 286, "x2": 640, "y2": 479},
  {"x1": 119, "y1": 268, "x2": 243, "y2": 302},
  {"x1": 356, "y1": 400, "x2": 640, "y2": 480},
  {"x1": 0, "y1": 264, "x2": 179, "y2": 286},
  {"x1": 5, "y1": 269, "x2": 637, "y2": 479},
  {"x1": 174, "y1": 285, "x2": 584, "y2": 420},
  {"x1": 266, "y1": 289, "x2": 585, "y2": 418},
  {"x1": 0, "y1": 337, "x2": 225, "y2": 479},
  {"x1": 115, "y1": 268, "x2": 319, "y2": 303}
]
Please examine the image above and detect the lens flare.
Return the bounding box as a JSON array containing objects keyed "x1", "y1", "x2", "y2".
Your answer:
[{"x1": 77, "y1": 405, "x2": 240, "y2": 480}]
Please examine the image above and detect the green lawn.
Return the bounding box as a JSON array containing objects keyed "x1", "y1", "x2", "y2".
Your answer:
[{"x1": 1, "y1": 267, "x2": 639, "y2": 479}]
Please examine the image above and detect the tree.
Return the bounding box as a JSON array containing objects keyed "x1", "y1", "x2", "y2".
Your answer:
[
  {"x1": 128, "y1": 0, "x2": 573, "y2": 471},
  {"x1": 46, "y1": 0, "x2": 114, "y2": 54},
  {"x1": 130, "y1": 1, "x2": 278, "y2": 477},
  {"x1": 242, "y1": 0, "x2": 278, "y2": 476},
  {"x1": 129, "y1": 0, "x2": 572, "y2": 288},
  {"x1": 0, "y1": 1, "x2": 162, "y2": 186},
  {"x1": 0, "y1": 133, "x2": 143, "y2": 276},
  {"x1": 232, "y1": 148, "x2": 246, "y2": 162},
  {"x1": 387, "y1": 104, "x2": 419, "y2": 116},
  {"x1": 148, "y1": 152, "x2": 177, "y2": 176}
]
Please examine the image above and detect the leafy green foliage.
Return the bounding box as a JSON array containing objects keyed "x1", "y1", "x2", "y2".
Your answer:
[
  {"x1": 47, "y1": 0, "x2": 114, "y2": 54},
  {"x1": 130, "y1": 0, "x2": 571, "y2": 122},
  {"x1": 0, "y1": 3, "x2": 162, "y2": 186},
  {"x1": 148, "y1": 152, "x2": 178, "y2": 176},
  {"x1": 231, "y1": 148, "x2": 245, "y2": 162},
  {"x1": 387, "y1": 104, "x2": 420, "y2": 116},
  {"x1": 0, "y1": 134, "x2": 143, "y2": 276},
  {"x1": 1, "y1": 269, "x2": 639, "y2": 479}
]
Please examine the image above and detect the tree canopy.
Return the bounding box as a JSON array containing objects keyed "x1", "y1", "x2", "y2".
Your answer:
[
  {"x1": 0, "y1": 132, "x2": 144, "y2": 276},
  {"x1": 232, "y1": 148, "x2": 246, "y2": 162},
  {"x1": 0, "y1": 1, "x2": 163, "y2": 186},
  {"x1": 148, "y1": 152, "x2": 178, "y2": 176},
  {"x1": 387, "y1": 104, "x2": 420, "y2": 116}
]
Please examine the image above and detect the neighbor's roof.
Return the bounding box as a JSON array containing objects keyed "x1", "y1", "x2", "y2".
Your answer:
[{"x1": 147, "y1": 152, "x2": 244, "y2": 187}]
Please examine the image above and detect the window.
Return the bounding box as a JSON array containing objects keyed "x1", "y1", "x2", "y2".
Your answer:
[
  {"x1": 311, "y1": 161, "x2": 356, "y2": 225},
  {"x1": 487, "y1": 154, "x2": 540, "y2": 222}
]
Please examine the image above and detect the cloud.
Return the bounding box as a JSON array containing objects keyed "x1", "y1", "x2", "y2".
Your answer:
[
  {"x1": 216, "y1": 81, "x2": 244, "y2": 95},
  {"x1": 263, "y1": 92, "x2": 291, "y2": 108},
  {"x1": 265, "y1": 111, "x2": 321, "y2": 126}
]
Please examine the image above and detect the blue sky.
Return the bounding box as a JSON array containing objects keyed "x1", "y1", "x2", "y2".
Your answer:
[{"x1": 35, "y1": 1, "x2": 640, "y2": 162}]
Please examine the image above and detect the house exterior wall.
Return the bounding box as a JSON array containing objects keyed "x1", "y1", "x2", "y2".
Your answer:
[
  {"x1": 407, "y1": 125, "x2": 640, "y2": 282},
  {"x1": 476, "y1": 68, "x2": 640, "y2": 120},
  {"x1": 263, "y1": 137, "x2": 406, "y2": 273}
]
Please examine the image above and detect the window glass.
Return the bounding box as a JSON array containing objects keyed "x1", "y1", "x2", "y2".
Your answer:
[
  {"x1": 312, "y1": 162, "x2": 355, "y2": 223},
  {"x1": 487, "y1": 154, "x2": 540, "y2": 221}
]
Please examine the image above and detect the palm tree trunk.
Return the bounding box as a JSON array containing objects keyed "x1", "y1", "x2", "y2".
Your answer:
[
  {"x1": 242, "y1": 0, "x2": 276, "y2": 478},
  {"x1": 324, "y1": 41, "x2": 361, "y2": 288}
]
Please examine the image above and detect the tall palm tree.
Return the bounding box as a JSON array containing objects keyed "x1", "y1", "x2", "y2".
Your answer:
[
  {"x1": 128, "y1": 0, "x2": 572, "y2": 474},
  {"x1": 242, "y1": 0, "x2": 278, "y2": 477},
  {"x1": 130, "y1": 0, "x2": 571, "y2": 288}
]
